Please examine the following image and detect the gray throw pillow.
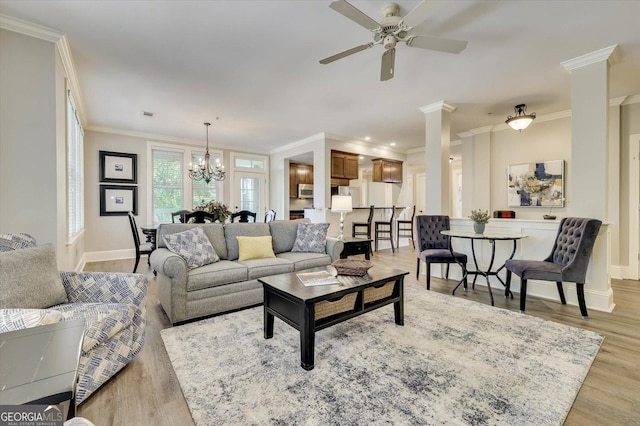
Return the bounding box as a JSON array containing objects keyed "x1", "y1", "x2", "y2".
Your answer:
[
  {"x1": 163, "y1": 227, "x2": 219, "y2": 269},
  {"x1": 0, "y1": 244, "x2": 69, "y2": 309},
  {"x1": 292, "y1": 223, "x2": 330, "y2": 253}
]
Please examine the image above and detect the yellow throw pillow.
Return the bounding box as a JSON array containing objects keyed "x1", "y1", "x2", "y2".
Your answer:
[{"x1": 236, "y1": 236, "x2": 276, "y2": 261}]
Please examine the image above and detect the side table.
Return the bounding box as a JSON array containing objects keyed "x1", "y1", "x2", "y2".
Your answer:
[
  {"x1": 340, "y1": 237, "x2": 372, "y2": 260},
  {"x1": 0, "y1": 319, "x2": 85, "y2": 420}
]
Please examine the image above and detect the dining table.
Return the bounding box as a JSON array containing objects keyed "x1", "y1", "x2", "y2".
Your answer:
[{"x1": 440, "y1": 230, "x2": 528, "y2": 306}]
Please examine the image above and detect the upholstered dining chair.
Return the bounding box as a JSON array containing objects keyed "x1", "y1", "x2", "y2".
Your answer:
[
  {"x1": 264, "y1": 209, "x2": 276, "y2": 223},
  {"x1": 396, "y1": 205, "x2": 416, "y2": 249},
  {"x1": 128, "y1": 211, "x2": 154, "y2": 273},
  {"x1": 171, "y1": 209, "x2": 192, "y2": 223},
  {"x1": 231, "y1": 210, "x2": 257, "y2": 223},
  {"x1": 415, "y1": 215, "x2": 468, "y2": 291},
  {"x1": 374, "y1": 206, "x2": 396, "y2": 253},
  {"x1": 505, "y1": 217, "x2": 602, "y2": 319},
  {"x1": 352, "y1": 205, "x2": 374, "y2": 240},
  {"x1": 184, "y1": 210, "x2": 216, "y2": 223}
]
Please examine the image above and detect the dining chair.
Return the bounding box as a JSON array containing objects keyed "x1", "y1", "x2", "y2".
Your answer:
[
  {"x1": 374, "y1": 206, "x2": 395, "y2": 253},
  {"x1": 231, "y1": 210, "x2": 257, "y2": 223},
  {"x1": 128, "y1": 211, "x2": 154, "y2": 273},
  {"x1": 415, "y1": 215, "x2": 468, "y2": 291},
  {"x1": 505, "y1": 217, "x2": 602, "y2": 319},
  {"x1": 264, "y1": 209, "x2": 276, "y2": 223},
  {"x1": 184, "y1": 210, "x2": 216, "y2": 223},
  {"x1": 171, "y1": 209, "x2": 192, "y2": 223},
  {"x1": 352, "y1": 205, "x2": 374, "y2": 240},
  {"x1": 396, "y1": 205, "x2": 416, "y2": 249}
]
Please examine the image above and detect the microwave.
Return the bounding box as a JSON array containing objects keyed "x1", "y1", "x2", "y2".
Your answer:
[{"x1": 297, "y1": 184, "x2": 314, "y2": 199}]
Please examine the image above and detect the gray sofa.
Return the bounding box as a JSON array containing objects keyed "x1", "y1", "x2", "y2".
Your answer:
[{"x1": 150, "y1": 219, "x2": 344, "y2": 324}]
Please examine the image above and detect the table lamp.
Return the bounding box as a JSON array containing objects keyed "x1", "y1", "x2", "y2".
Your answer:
[{"x1": 331, "y1": 195, "x2": 353, "y2": 241}]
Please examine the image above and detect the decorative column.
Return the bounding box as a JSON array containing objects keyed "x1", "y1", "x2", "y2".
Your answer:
[
  {"x1": 419, "y1": 101, "x2": 455, "y2": 215},
  {"x1": 561, "y1": 45, "x2": 618, "y2": 219}
]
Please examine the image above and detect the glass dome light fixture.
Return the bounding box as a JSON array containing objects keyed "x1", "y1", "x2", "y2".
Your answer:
[
  {"x1": 189, "y1": 121, "x2": 225, "y2": 183},
  {"x1": 506, "y1": 104, "x2": 536, "y2": 131}
]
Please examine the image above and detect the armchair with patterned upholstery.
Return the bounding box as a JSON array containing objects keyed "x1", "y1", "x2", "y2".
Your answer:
[{"x1": 0, "y1": 233, "x2": 148, "y2": 404}]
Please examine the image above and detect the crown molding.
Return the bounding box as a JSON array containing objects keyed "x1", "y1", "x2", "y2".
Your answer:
[
  {"x1": 269, "y1": 132, "x2": 327, "y2": 154},
  {"x1": 419, "y1": 101, "x2": 456, "y2": 114},
  {"x1": 470, "y1": 125, "x2": 493, "y2": 135},
  {"x1": 561, "y1": 44, "x2": 619, "y2": 71},
  {"x1": 622, "y1": 94, "x2": 640, "y2": 105},
  {"x1": 0, "y1": 14, "x2": 63, "y2": 42},
  {"x1": 610, "y1": 96, "x2": 627, "y2": 107},
  {"x1": 56, "y1": 35, "x2": 87, "y2": 127}
]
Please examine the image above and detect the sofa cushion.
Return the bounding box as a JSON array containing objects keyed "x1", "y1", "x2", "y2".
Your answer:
[
  {"x1": 239, "y1": 257, "x2": 295, "y2": 280},
  {"x1": 237, "y1": 236, "x2": 276, "y2": 261},
  {"x1": 163, "y1": 227, "x2": 219, "y2": 269},
  {"x1": 0, "y1": 308, "x2": 63, "y2": 332},
  {"x1": 0, "y1": 233, "x2": 37, "y2": 252},
  {"x1": 0, "y1": 244, "x2": 69, "y2": 309},
  {"x1": 187, "y1": 260, "x2": 248, "y2": 292},
  {"x1": 52, "y1": 302, "x2": 135, "y2": 353},
  {"x1": 276, "y1": 252, "x2": 332, "y2": 271},
  {"x1": 269, "y1": 219, "x2": 309, "y2": 254},
  {"x1": 224, "y1": 223, "x2": 271, "y2": 261},
  {"x1": 157, "y1": 224, "x2": 228, "y2": 259},
  {"x1": 292, "y1": 223, "x2": 330, "y2": 253}
]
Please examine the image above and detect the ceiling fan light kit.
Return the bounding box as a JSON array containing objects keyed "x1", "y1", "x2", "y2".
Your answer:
[
  {"x1": 506, "y1": 104, "x2": 536, "y2": 131},
  {"x1": 320, "y1": 0, "x2": 468, "y2": 81}
]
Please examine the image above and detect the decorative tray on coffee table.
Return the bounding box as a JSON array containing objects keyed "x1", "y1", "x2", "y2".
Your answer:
[{"x1": 330, "y1": 259, "x2": 373, "y2": 276}]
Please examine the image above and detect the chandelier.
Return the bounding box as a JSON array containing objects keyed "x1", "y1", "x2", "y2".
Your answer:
[
  {"x1": 189, "y1": 122, "x2": 225, "y2": 183},
  {"x1": 505, "y1": 104, "x2": 536, "y2": 131}
]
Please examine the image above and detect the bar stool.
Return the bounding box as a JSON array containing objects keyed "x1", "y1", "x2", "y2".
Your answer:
[
  {"x1": 374, "y1": 205, "x2": 395, "y2": 253},
  {"x1": 396, "y1": 205, "x2": 415, "y2": 249},
  {"x1": 352, "y1": 205, "x2": 374, "y2": 239}
]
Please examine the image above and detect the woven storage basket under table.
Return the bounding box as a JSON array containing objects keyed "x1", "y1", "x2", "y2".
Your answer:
[
  {"x1": 314, "y1": 292, "x2": 358, "y2": 321},
  {"x1": 363, "y1": 281, "x2": 395, "y2": 304},
  {"x1": 331, "y1": 259, "x2": 373, "y2": 276}
]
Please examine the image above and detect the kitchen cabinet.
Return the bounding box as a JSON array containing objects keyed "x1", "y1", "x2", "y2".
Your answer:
[
  {"x1": 331, "y1": 150, "x2": 359, "y2": 180},
  {"x1": 289, "y1": 163, "x2": 313, "y2": 197},
  {"x1": 372, "y1": 158, "x2": 403, "y2": 183}
]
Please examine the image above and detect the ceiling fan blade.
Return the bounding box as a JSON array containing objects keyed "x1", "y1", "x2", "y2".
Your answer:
[
  {"x1": 401, "y1": 0, "x2": 445, "y2": 28},
  {"x1": 380, "y1": 48, "x2": 395, "y2": 81},
  {"x1": 329, "y1": 0, "x2": 380, "y2": 31},
  {"x1": 407, "y1": 35, "x2": 467, "y2": 54},
  {"x1": 319, "y1": 43, "x2": 373, "y2": 64}
]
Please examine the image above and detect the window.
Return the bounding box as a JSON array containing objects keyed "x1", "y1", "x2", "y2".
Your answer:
[
  {"x1": 234, "y1": 158, "x2": 265, "y2": 169},
  {"x1": 67, "y1": 91, "x2": 84, "y2": 240},
  {"x1": 191, "y1": 151, "x2": 221, "y2": 209},
  {"x1": 152, "y1": 149, "x2": 183, "y2": 225}
]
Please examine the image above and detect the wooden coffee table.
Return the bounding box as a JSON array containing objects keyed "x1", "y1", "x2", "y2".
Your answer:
[{"x1": 259, "y1": 266, "x2": 408, "y2": 370}]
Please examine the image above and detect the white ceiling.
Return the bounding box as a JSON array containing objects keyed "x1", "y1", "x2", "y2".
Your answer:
[{"x1": 1, "y1": 0, "x2": 639, "y2": 153}]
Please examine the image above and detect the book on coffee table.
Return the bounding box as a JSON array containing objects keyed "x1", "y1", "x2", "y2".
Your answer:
[{"x1": 296, "y1": 271, "x2": 340, "y2": 286}]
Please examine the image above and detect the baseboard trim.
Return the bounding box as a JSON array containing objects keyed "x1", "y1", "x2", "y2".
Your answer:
[
  {"x1": 610, "y1": 265, "x2": 625, "y2": 280},
  {"x1": 82, "y1": 249, "x2": 137, "y2": 265}
]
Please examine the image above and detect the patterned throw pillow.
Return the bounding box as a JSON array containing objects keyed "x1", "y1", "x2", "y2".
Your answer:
[
  {"x1": 292, "y1": 223, "x2": 330, "y2": 253},
  {"x1": 163, "y1": 227, "x2": 219, "y2": 269}
]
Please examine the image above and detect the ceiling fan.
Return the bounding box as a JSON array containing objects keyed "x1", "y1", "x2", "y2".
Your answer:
[{"x1": 319, "y1": 0, "x2": 467, "y2": 81}]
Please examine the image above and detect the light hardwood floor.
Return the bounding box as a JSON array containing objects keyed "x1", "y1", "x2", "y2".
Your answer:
[{"x1": 79, "y1": 248, "x2": 640, "y2": 425}]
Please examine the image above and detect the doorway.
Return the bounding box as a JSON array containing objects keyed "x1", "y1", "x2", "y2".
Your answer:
[{"x1": 233, "y1": 171, "x2": 265, "y2": 221}]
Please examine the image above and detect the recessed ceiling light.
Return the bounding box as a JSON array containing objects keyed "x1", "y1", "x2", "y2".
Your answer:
[
  {"x1": 359, "y1": 156, "x2": 365, "y2": 160},
  {"x1": 390, "y1": 142, "x2": 396, "y2": 146},
  {"x1": 142, "y1": 111, "x2": 155, "y2": 117},
  {"x1": 364, "y1": 136, "x2": 371, "y2": 141}
]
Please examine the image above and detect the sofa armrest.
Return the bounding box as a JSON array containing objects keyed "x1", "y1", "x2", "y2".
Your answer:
[
  {"x1": 325, "y1": 237, "x2": 344, "y2": 262},
  {"x1": 60, "y1": 272, "x2": 148, "y2": 307},
  {"x1": 150, "y1": 248, "x2": 188, "y2": 279}
]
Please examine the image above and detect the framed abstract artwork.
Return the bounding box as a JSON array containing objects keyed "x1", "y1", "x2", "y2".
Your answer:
[
  {"x1": 100, "y1": 185, "x2": 138, "y2": 216},
  {"x1": 99, "y1": 151, "x2": 137, "y2": 183},
  {"x1": 508, "y1": 160, "x2": 564, "y2": 207}
]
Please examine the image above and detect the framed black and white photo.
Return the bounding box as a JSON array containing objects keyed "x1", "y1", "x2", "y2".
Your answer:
[
  {"x1": 99, "y1": 151, "x2": 137, "y2": 183},
  {"x1": 100, "y1": 185, "x2": 138, "y2": 216}
]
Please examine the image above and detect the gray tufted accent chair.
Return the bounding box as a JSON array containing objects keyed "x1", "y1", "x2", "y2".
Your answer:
[
  {"x1": 415, "y1": 215, "x2": 468, "y2": 291},
  {"x1": 505, "y1": 217, "x2": 602, "y2": 319}
]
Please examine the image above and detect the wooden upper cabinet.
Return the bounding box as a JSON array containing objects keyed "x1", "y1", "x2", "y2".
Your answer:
[
  {"x1": 331, "y1": 150, "x2": 359, "y2": 179},
  {"x1": 371, "y1": 158, "x2": 403, "y2": 183},
  {"x1": 290, "y1": 163, "x2": 314, "y2": 197}
]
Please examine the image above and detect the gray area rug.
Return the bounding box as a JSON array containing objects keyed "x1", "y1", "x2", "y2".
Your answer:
[{"x1": 161, "y1": 285, "x2": 603, "y2": 425}]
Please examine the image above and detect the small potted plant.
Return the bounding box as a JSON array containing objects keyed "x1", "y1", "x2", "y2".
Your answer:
[{"x1": 469, "y1": 209, "x2": 490, "y2": 234}]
